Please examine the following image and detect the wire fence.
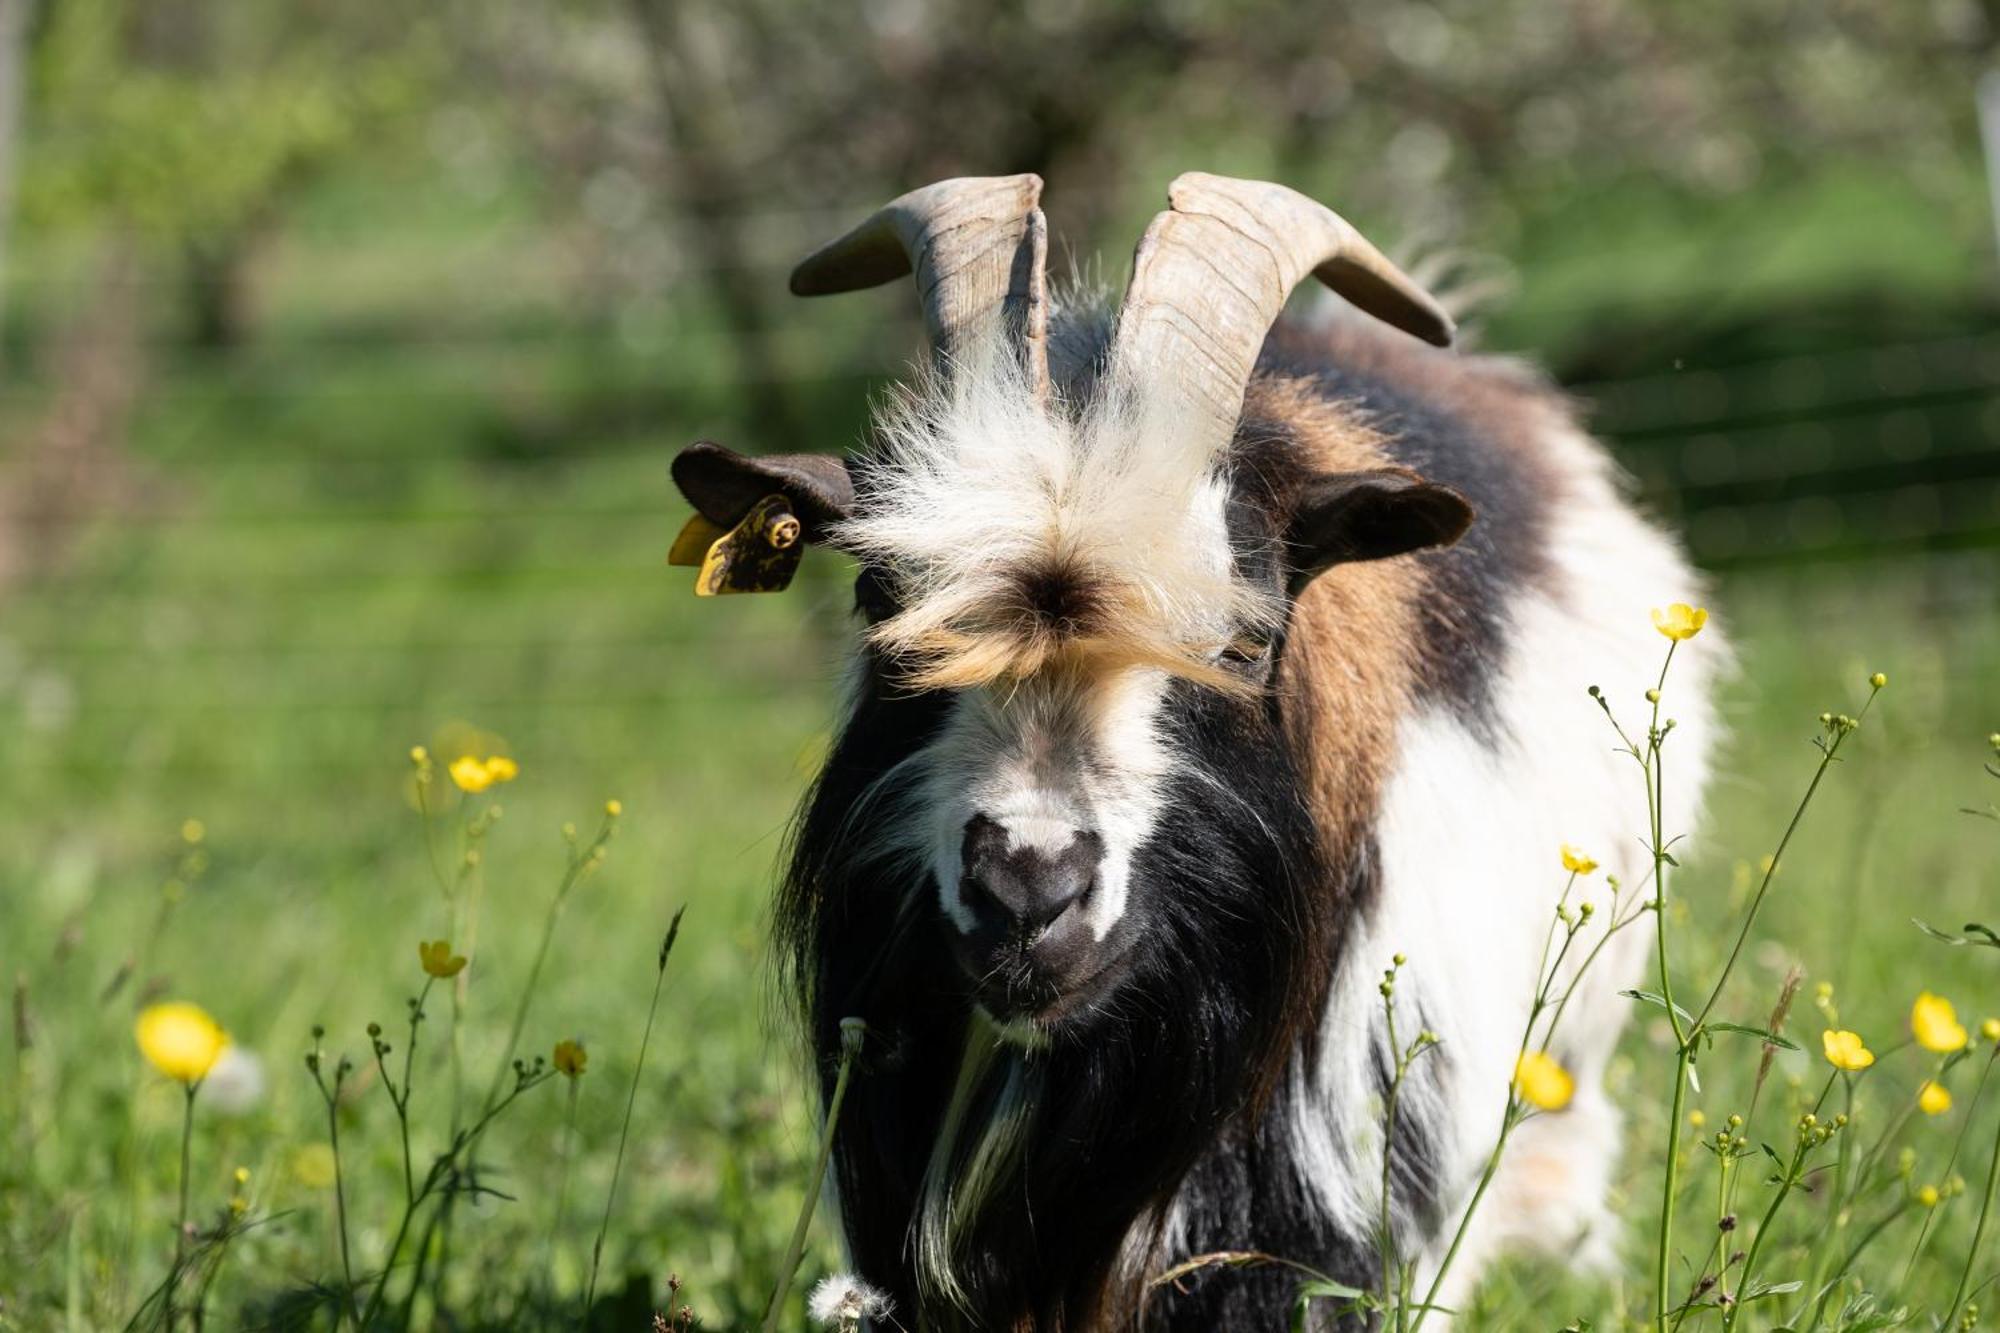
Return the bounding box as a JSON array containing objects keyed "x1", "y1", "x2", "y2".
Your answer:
[{"x1": 0, "y1": 243, "x2": 1995, "y2": 788}]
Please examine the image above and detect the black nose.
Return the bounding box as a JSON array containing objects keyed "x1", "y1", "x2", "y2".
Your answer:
[{"x1": 959, "y1": 814, "x2": 1100, "y2": 938}]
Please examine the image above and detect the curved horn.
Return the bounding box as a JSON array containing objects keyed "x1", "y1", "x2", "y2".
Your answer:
[
  {"x1": 1107, "y1": 172, "x2": 1452, "y2": 441},
  {"x1": 790, "y1": 175, "x2": 1049, "y2": 401}
]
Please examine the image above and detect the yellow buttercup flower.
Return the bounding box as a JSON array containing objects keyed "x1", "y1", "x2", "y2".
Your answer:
[
  {"x1": 449, "y1": 756, "x2": 493, "y2": 793},
  {"x1": 418, "y1": 939, "x2": 468, "y2": 979},
  {"x1": 1514, "y1": 1050, "x2": 1575, "y2": 1111},
  {"x1": 134, "y1": 1002, "x2": 228, "y2": 1084},
  {"x1": 1560, "y1": 844, "x2": 1598, "y2": 876},
  {"x1": 1918, "y1": 1080, "x2": 1952, "y2": 1116},
  {"x1": 447, "y1": 754, "x2": 519, "y2": 792},
  {"x1": 1917, "y1": 1184, "x2": 1941, "y2": 1208},
  {"x1": 1651, "y1": 603, "x2": 1709, "y2": 642},
  {"x1": 1984, "y1": 1018, "x2": 2000, "y2": 1043},
  {"x1": 553, "y1": 1039, "x2": 588, "y2": 1078},
  {"x1": 1912, "y1": 992, "x2": 1968, "y2": 1053},
  {"x1": 449, "y1": 756, "x2": 493, "y2": 792},
  {"x1": 1822, "y1": 1028, "x2": 1875, "y2": 1072}
]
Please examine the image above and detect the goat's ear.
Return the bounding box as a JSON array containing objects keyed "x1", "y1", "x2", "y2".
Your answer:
[
  {"x1": 671, "y1": 440, "x2": 854, "y2": 542},
  {"x1": 669, "y1": 442, "x2": 856, "y2": 596},
  {"x1": 1284, "y1": 467, "x2": 1473, "y2": 592}
]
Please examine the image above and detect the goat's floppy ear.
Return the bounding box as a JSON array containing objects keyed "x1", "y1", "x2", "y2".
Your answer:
[
  {"x1": 671, "y1": 440, "x2": 854, "y2": 541},
  {"x1": 1285, "y1": 467, "x2": 1473, "y2": 592},
  {"x1": 669, "y1": 442, "x2": 855, "y2": 596}
]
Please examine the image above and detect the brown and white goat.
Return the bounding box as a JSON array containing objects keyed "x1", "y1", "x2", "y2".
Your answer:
[{"x1": 671, "y1": 174, "x2": 1720, "y2": 1329}]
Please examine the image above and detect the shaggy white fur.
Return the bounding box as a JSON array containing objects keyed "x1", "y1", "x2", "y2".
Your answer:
[
  {"x1": 1288, "y1": 423, "x2": 1724, "y2": 1313},
  {"x1": 834, "y1": 332, "x2": 1275, "y2": 692}
]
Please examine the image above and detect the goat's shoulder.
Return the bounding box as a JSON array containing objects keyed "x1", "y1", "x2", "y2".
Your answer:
[
  {"x1": 1248, "y1": 317, "x2": 1592, "y2": 737},
  {"x1": 1247, "y1": 316, "x2": 1577, "y2": 522}
]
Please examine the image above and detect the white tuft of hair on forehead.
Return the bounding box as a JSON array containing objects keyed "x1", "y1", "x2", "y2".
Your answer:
[{"x1": 833, "y1": 324, "x2": 1278, "y2": 690}]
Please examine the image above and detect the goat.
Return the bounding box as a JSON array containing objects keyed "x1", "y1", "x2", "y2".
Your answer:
[{"x1": 669, "y1": 174, "x2": 1720, "y2": 1329}]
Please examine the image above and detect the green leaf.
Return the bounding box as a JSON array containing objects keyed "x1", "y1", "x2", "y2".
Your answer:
[
  {"x1": 1290, "y1": 1281, "x2": 1368, "y2": 1333},
  {"x1": 1706, "y1": 1021, "x2": 1800, "y2": 1050},
  {"x1": 1620, "y1": 989, "x2": 1695, "y2": 1024},
  {"x1": 1912, "y1": 918, "x2": 2000, "y2": 949}
]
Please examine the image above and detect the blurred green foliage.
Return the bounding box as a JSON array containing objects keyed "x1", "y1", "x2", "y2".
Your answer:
[{"x1": 20, "y1": 0, "x2": 438, "y2": 243}]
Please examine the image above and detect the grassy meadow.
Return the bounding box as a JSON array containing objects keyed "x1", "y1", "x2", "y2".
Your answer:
[{"x1": 2, "y1": 166, "x2": 1999, "y2": 1330}]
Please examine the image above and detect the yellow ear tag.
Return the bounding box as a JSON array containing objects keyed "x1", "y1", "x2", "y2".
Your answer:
[{"x1": 668, "y1": 493, "x2": 803, "y2": 596}]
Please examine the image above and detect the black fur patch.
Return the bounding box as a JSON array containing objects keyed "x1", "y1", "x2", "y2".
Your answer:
[{"x1": 781, "y1": 651, "x2": 1413, "y2": 1328}]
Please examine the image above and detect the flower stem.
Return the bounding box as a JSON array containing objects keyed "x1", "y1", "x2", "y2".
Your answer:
[
  {"x1": 583, "y1": 908, "x2": 683, "y2": 1323},
  {"x1": 1945, "y1": 1096, "x2": 2000, "y2": 1327},
  {"x1": 761, "y1": 1019, "x2": 868, "y2": 1333},
  {"x1": 167, "y1": 1081, "x2": 196, "y2": 1333},
  {"x1": 1655, "y1": 1048, "x2": 1691, "y2": 1329},
  {"x1": 1409, "y1": 1104, "x2": 1517, "y2": 1332},
  {"x1": 482, "y1": 819, "x2": 611, "y2": 1118},
  {"x1": 324, "y1": 1080, "x2": 360, "y2": 1328},
  {"x1": 1903, "y1": 1048, "x2": 1997, "y2": 1294},
  {"x1": 357, "y1": 1070, "x2": 551, "y2": 1328},
  {"x1": 546, "y1": 1076, "x2": 582, "y2": 1299},
  {"x1": 1803, "y1": 1198, "x2": 1911, "y2": 1331},
  {"x1": 1691, "y1": 683, "x2": 1879, "y2": 1032},
  {"x1": 1379, "y1": 982, "x2": 1403, "y2": 1327}
]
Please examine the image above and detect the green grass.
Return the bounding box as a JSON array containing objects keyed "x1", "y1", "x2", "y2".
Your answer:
[{"x1": 2, "y1": 194, "x2": 1997, "y2": 1328}]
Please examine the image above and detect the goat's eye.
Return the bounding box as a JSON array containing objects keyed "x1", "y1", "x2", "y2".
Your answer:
[
  {"x1": 1218, "y1": 631, "x2": 1272, "y2": 667},
  {"x1": 854, "y1": 566, "x2": 898, "y2": 625}
]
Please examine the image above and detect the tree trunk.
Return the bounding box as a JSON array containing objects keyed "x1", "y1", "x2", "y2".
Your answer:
[
  {"x1": 626, "y1": 0, "x2": 803, "y2": 447},
  {"x1": 0, "y1": 241, "x2": 147, "y2": 596},
  {"x1": 183, "y1": 231, "x2": 260, "y2": 349},
  {"x1": 0, "y1": 0, "x2": 34, "y2": 374}
]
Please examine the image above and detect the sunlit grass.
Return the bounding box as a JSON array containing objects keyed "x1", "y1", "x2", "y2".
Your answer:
[{"x1": 2, "y1": 551, "x2": 1996, "y2": 1328}]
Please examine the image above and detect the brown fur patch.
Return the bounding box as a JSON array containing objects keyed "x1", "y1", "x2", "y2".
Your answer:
[
  {"x1": 1249, "y1": 374, "x2": 1431, "y2": 857},
  {"x1": 867, "y1": 558, "x2": 1262, "y2": 696}
]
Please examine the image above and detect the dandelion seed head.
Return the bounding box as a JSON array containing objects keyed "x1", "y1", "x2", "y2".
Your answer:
[
  {"x1": 203, "y1": 1044, "x2": 268, "y2": 1114},
  {"x1": 807, "y1": 1273, "x2": 892, "y2": 1327}
]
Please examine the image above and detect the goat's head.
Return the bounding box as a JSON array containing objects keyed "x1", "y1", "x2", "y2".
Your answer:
[{"x1": 674, "y1": 175, "x2": 1471, "y2": 1041}]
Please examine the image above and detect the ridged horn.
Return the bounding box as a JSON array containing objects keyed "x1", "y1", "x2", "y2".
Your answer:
[
  {"x1": 790, "y1": 175, "x2": 1049, "y2": 402},
  {"x1": 1106, "y1": 172, "x2": 1453, "y2": 441}
]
